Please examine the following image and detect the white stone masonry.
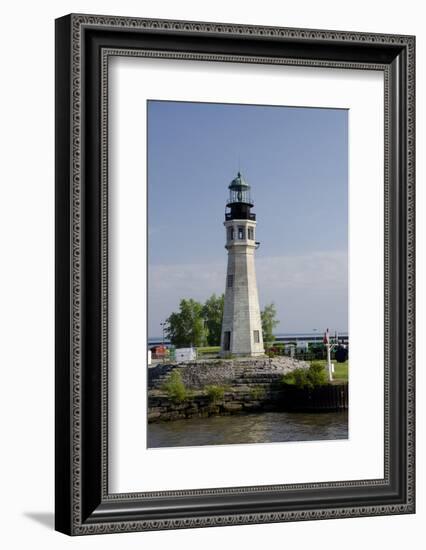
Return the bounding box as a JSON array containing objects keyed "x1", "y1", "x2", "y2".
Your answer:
[{"x1": 220, "y1": 219, "x2": 265, "y2": 357}]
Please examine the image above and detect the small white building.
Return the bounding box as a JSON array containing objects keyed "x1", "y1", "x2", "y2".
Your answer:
[
  {"x1": 296, "y1": 341, "x2": 309, "y2": 352},
  {"x1": 175, "y1": 347, "x2": 197, "y2": 362}
]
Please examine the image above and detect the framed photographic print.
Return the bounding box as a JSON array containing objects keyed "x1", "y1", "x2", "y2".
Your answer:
[{"x1": 55, "y1": 14, "x2": 415, "y2": 535}]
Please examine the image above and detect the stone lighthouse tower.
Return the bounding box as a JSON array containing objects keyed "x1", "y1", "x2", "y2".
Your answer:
[{"x1": 220, "y1": 172, "x2": 265, "y2": 357}]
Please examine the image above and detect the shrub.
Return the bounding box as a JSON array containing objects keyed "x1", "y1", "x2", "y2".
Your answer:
[
  {"x1": 282, "y1": 362, "x2": 328, "y2": 390},
  {"x1": 205, "y1": 385, "x2": 226, "y2": 403},
  {"x1": 308, "y1": 362, "x2": 328, "y2": 386},
  {"x1": 162, "y1": 370, "x2": 188, "y2": 402}
]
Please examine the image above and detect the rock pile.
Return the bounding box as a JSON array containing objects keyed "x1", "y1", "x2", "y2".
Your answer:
[{"x1": 148, "y1": 356, "x2": 309, "y2": 390}]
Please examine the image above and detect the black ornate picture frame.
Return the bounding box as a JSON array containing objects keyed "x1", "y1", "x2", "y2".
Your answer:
[{"x1": 55, "y1": 14, "x2": 415, "y2": 535}]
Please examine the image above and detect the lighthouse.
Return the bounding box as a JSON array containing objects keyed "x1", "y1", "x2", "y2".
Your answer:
[{"x1": 220, "y1": 172, "x2": 265, "y2": 357}]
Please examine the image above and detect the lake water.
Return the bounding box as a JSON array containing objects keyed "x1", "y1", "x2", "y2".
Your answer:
[{"x1": 148, "y1": 411, "x2": 348, "y2": 448}]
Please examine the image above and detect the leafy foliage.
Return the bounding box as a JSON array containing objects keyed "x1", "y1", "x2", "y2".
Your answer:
[
  {"x1": 202, "y1": 293, "x2": 224, "y2": 346},
  {"x1": 162, "y1": 370, "x2": 188, "y2": 402},
  {"x1": 205, "y1": 385, "x2": 226, "y2": 403},
  {"x1": 261, "y1": 303, "x2": 280, "y2": 343},
  {"x1": 165, "y1": 294, "x2": 224, "y2": 348},
  {"x1": 165, "y1": 298, "x2": 207, "y2": 348},
  {"x1": 282, "y1": 362, "x2": 328, "y2": 390}
]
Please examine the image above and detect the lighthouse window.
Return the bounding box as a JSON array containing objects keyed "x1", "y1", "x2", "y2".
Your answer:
[
  {"x1": 227, "y1": 274, "x2": 234, "y2": 288},
  {"x1": 248, "y1": 227, "x2": 254, "y2": 240},
  {"x1": 254, "y1": 330, "x2": 260, "y2": 344},
  {"x1": 238, "y1": 226, "x2": 245, "y2": 239},
  {"x1": 227, "y1": 226, "x2": 234, "y2": 240}
]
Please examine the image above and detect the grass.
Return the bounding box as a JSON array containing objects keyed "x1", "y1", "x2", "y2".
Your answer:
[
  {"x1": 197, "y1": 346, "x2": 221, "y2": 356},
  {"x1": 311, "y1": 360, "x2": 349, "y2": 383}
]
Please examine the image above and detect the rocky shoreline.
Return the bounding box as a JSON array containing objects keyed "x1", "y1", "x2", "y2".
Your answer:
[
  {"x1": 148, "y1": 357, "x2": 347, "y2": 422},
  {"x1": 148, "y1": 356, "x2": 310, "y2": 389}
]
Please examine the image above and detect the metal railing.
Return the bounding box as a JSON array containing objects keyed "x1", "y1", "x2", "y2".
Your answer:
[{"x1": 225, "y1": 212, "x2": 256, "y2": 221}]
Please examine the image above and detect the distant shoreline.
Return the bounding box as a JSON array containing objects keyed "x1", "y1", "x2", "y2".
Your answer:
[{"x1": 148, "y1": 331, "x2": 349, "y2": 346}]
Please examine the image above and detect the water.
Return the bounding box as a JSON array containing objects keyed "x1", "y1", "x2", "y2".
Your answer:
[{"x1": 148, "y1": 411, "x2": 348, "y2": 448}]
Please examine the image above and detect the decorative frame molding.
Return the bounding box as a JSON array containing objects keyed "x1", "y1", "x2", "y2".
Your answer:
[{"x1": 55, "y1": 14, "x2": 415, "y2": 535}]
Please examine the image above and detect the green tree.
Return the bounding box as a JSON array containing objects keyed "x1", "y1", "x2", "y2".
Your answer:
[
  {"x1": 202, "y1": 293, "x2": 224, "y2": 346},
  {"x1": 165, "y1": 298, "x2": 207, "y2": 347},
  {"x1": 261, "y1": 303, "x2": 280, "y2": 344}
]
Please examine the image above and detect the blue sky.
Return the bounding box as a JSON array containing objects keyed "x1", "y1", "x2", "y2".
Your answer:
[{"x1": 148, "y1": 100, "x2": 348, "y2": 338}]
